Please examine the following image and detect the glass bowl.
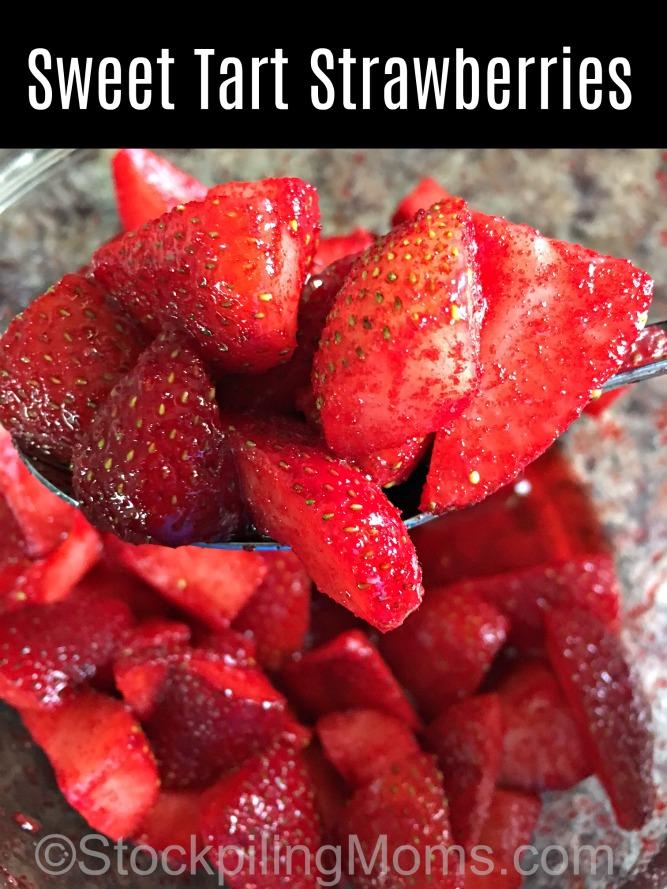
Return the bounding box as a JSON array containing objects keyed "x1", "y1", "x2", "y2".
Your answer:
[{"x1": 0, "y1": 148, "x2": 665, "y2": 888}]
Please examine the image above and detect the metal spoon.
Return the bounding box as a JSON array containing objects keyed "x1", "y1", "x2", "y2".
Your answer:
[{"x1": 13, "y1": 320, "x2": 667, "y2": 551}]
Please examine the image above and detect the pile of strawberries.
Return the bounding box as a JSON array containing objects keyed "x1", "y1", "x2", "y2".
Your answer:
[
  {"x1": 0, "y1": 150, "x2": 659, "y2": 887},
  {"x1": 0, "y1": 426, "x2": 657, "y2": 887},
  {"x1": 0, "y1": 149, "x2": 654, "y2": 635}
]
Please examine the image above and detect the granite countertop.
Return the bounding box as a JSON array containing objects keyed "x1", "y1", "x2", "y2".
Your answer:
[{"x1": 0, "y1": 149, "x2": 665, "y2": 889}]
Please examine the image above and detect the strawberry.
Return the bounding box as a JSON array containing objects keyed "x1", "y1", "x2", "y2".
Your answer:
[
  {"x1": 139, "y1": 648, "x2": 306, "y2": 788},
  {"x1": 218, "y1": 252, "x2": 359, "y2": 416},
  {"x1": 477, "y1": 788, "x2": 542, "y2": 864},
  {"x1": 21, "y1": 688, "x2": 160, "y2": 839},
  {"x1": 312, "y1": 197, "x2": 484, "y2": 459},
  {"x1": 227, "y1": 414, "x2": 423, "y2": 632},
  {"x1": 412, "y1": 445, "x2": 611, "y2": 588},
  {"x1": 111, "y1": 148, "x2": 207, "y2": 231},
  {"x1": 232, "y1": 551, "x2": 312, "y2": 670},
  {"x1": 353, "y1": 433, "x2": 433, "y2": 488},
  {"x1": 302, "y1": 740, "x2": 349, "y2": 836},
  {"x1": 0, "y1": 425, "x2": 77, "y2": 557},
  {"x1": 311, "y1": 227, "x2": 375, "y2": 275},
  {"x1": 0, "y1": 597, "x2": 133, "y2": 710},
  {"x1": 545, "y1": 606, "x2": 656, "y2": 830},
  {"x1": 469, "y1": 788, "x2": 542, "y2": 887},
  {"x1": 391, "y1": 177, "x2": 451, "y2": 226},
  {"x1": 466, "y1": 554, "x2": 621, "y2": 651},
  {"x1": 494, "y1": 660, "x2": 593, "y2": 792},
  {"x1": 200, "y1": 741, "x2": 323, "y2": 888},
  {"x1": 92, "y1": 179, "x2": 320, "y2": 373},
  {"x1": 339, "y1": 752, "x2": 463, "y2": 889},
  {"x1": 132, "y1": 788, "x2": 207, "y2": 865},
  {"x1": 378, "y1": 586, "x2": 509, "y2": 719},
  {"x1": 280, "y1": 630, "x2": 420, "y2": 730},
  {"x1": 72, "y1": 332, "x2": 244, "y2": 546},
  {"x1": 585, "y1": 320, "x2": 667, "y2": 416},
  {"x1": 316, "y1": 708, "x2": 421, "y2": 789},
  {"x1": 0, "y1": 274, "x2": 146, "y2": 465},
  {"x1": 104, "y1": 535, "x2": 266, "y2": 629},
  {"x1": 423, "y1": 693, "x2": 504, "y2": 851},
  {"x1": 422, "y1": 212, "x2": 653, "y2": 512},
  {"x1": 0, "y1": 511, "x2": 102, "y2": 616}
]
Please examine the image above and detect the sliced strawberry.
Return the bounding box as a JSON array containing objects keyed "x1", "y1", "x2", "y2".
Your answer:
[
  {"x1": 302, "y1": 740, "x2": 349, "y2": 837},
  {"x1": 424, "y1": 693, "x2": 504, "y2": 851},
  {"x1": 111, "y1": 148, "x2": 207, "y2": 231},
  {"x1": 200, "y1": 741, "x2": 323, "y2": 889},
  {"x1": 227, "y1": 415, "x2": 423, "y2": 633},
  {"x1": 340, "y1": 753, "x2": 463, "y2": 889},
  {"x1": 353, "y1": 433, "x2": 433, "y2": 489},
  {"x1": 280, "y1": 630, "x2": 420, "y2": 730},
  {"x1": 70, "y1": 559, "x2": 176, "y2": 621},
  {"x1": 21, "y1": 688, "x2": 159, "y2": 839},
  {"x1": 477, "y1": 788, "x2": 542, "y2": 863},
  {"x1": 466, "y1": 554, "x2": 621, "y2": 651},
  {"x1": 0, "y1": 426, "x2": 77, "y2": 557},
  {"x1": 304, "y1": 588, "x2": 368, "y2": 651},
  {"x1": 0, "y1": 511, "x2": 102, "y2": 615},
  {"x1": 0, "y1": 596, "x2": 133, "y2": 710},
  {"x1": 391, "y1": 177, "x2": 451, "y2": 226},
  {"x1": 311, "y1": 228, "x2": 375, "y2": 275},
  {"x1": 219, "y1": 252, "x2": 360, "y2": 417},
  {"x1": 316, "y1": 708, "x2": 421, "y2": 788},
  {"x1": 494, "y1": 660, "x2": 593, "y2": 792},
  {"x1": 313, "y1": 198, "x2": 483, "y2": 459},
  {"x1": 105, "y1": 535, "x2": 265, "y2": 629},
  {"x1": 93, "y1": 180, "x2": 320, "y2": 373},
  {"x1": 422, "y1": 213, "x2": 653, "y2": 512},
  {"x1": 232, "y1": 551, "x2": 311, "y2": 670},
  {"x1": 0, "y1": 274, "x2": 146, "y2": 465},
  {"x1": 585, "y1": 319, "x2": 667, "y2": 416},
  {"x1": 412, "y1": 444, "x2": 611, "y2": 588},
  {"x1": 545, "y1": 606, "x2": 656, "y2": 830},
  {"x1": 379, "y1": 586, "x2": 509, "y2": 719},
  {"x1": 132, "y1": 788, "x2": 206, "y2": 865},
  {"x1": 113, "y1": 645, "x2": 179, "y2": 718},
  {"x1": 141, "y1": 649, "x2": 305, "y2": 788},
  {"x1": 119, "y1": 617, "x2": 192, "y2": 653},
  {"x1": 72, "y1": 332, "x2": 244, "y2": 546}
]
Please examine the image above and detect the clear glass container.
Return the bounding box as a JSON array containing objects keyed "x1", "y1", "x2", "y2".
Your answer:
[{"x1": 0, "y1": 148, "x2": 665, "y2": 887}]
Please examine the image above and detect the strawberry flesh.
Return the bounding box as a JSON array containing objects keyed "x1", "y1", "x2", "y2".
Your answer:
[
  {"x1": 424, "y1": 693, "x2": 504, "y2": 851},
  {"x1": 379, "y1": 586, "x2": 509, "y2": 719},
  {"x1": 105, "y1": 535, "x2": 266, "y2": 629},
  {"x1": 545, "y1": 606, "x2": 656, "y2": 830},
  {"x1": 200, "y1": 741, "x2": 323, "y2": 888},
  {"x1": 494, "y1": 659, "x2": 593, "y2": 792},
  {"x1": 280, "y1": 630, "x2": 420, "y2": 730},
  {"x1": 111, "y1": 147, "x2": 207, "y2": 231},
  {"x1": 313, "y1": 197, "x2": 484, "y2": 459},
  {"x1": 339, "y1": 752, "x2": 463, "y2": 889},
  {"x1": 0, "y1": 597, "x2": 133, "y2": 709},
  {"x1": 422, "y1": 212, "x2": 653, "y2": 512},
  {"x1": 21, "y1": 688, "x2": 159, "y2": 839}
]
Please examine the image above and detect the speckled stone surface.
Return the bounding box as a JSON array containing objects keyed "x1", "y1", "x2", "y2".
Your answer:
[{"x1": 0, "y1": 149, "x2": 666, "y2": 888}]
